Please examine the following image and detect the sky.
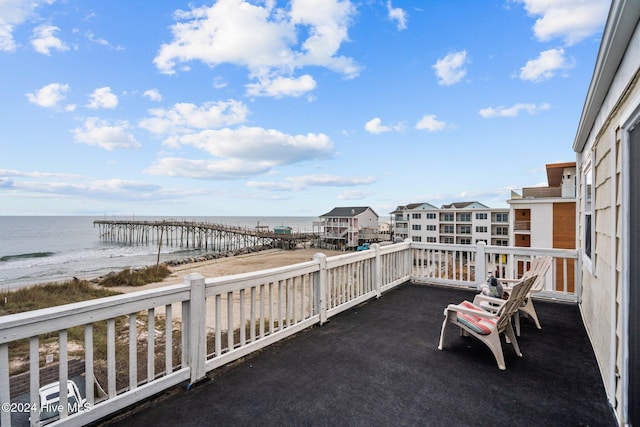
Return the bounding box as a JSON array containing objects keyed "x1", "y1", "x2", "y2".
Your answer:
[{"x1": 0, "y1": 0, "x2": 611, "y2": 218}]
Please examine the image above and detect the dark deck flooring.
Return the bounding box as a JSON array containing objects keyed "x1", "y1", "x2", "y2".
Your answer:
[{"x1": 100, "y1": 283, "x2": 616, "y2": 427}]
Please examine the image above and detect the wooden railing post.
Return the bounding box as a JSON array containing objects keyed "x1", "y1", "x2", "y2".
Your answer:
[
  {"x1": 475, "y1": 241, "x2": 487, "y2": 290},
  {"x1": 372, "y1": 243, "x2": 382, "y2": 298},
  {"x1": 186, "y1": 273, "x2": 206, "y2": 386},
  {"x1": 404, "y1": 239, "x2": 413, "y2": 277},
  {"x1": 313, "y1": 253, "x2": 328, "y2": 325}
]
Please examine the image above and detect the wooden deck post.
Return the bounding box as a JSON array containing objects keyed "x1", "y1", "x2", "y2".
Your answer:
[
  {"x1": 313, "y1": 253, "x2": 328, "y2": 325},
  {"x1": 372, "y1": 243, "x2": 382, "y2": 298},
  {"x1": 185, "y1": 273, "x2": 206, "y2": 386},
  {"x1": 475, "y1": 241, "x2": 487, "y2": 291}
]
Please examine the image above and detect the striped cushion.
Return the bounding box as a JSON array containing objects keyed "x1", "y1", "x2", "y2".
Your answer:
[{"x1": 456, "y1": 301, "x2": 497, "y2": 335}]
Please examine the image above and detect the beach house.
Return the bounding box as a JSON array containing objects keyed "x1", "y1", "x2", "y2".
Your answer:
[
  {"x1": 318, "y1": 206, "x2": 379, "y2": 250},
  {"x1": 573, "y1": 0, "x2": 640, "y2": 424}
]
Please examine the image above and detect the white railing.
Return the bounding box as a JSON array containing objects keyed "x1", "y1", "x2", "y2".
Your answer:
[
  {"x1": 409, "y1": 241, "x2": 578, "y2": 301},
  {"x1": 0, "y1": 241, "x2": 575, "y2": 427}
]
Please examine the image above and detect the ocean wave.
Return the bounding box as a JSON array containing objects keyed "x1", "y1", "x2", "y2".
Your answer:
[{"x1": 0, "y1": 252, "x2": 55, "y2": 262}]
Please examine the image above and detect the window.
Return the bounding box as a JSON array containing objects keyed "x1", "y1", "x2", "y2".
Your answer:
[
  {"x1": 426, "y1": 225, "x2": 436, "y2": 231},
  {"x1": 459, "y1": 213, "x2": 471, "y2": 222},
  {"x1": 441, "y1": 213, "x2": 454, "y2": 222},
  {"x1": 476, "y1": 226, "x2": 488, "y2": 233},
  {"x1": 476, "y1": 213, "x2": 487, "y2": 220},
  {"x1": 426, "y1": 213, "x2": 437, "y2": 219},
  {"x1": 495, "y1": 213, "x2": 508, "y2": 222},
  {"x1": 442, "y1": 225, "x2": 454, "y2": 234},
  {"x1": 426, "y1": 236, "x2": 437, "y2": 243},
  {"x1": 412, "y1": 224, "x2": 421, "y2": 230},
  {"x1": 460, "y1": 225, "x2": 471, "y2": 234},
  {"x1": 412, "y1": 213, "x2": 421, "y2": 219},
  {"x1": 495, "y1": 226, "x2": 509, "y2": 236},
  {"x1": 412, "y1": 236, "x2": 422, "y2": 242},
  {"x1": 459, "y1": 238, "x2": 471, "y2": 245},
  {"x1": 441, "y1": 237, "x2": 454, "y2": 244},
  {"x1": 584, "y1": 165, "x2": 593, "y2": 262}
]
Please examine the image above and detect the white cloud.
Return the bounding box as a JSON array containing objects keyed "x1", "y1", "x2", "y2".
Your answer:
[
  {"x1": 143, "y1": 89, "x2": 163, "y2": 102},
  {"x1": 31, "y1": 25, "x2": 68, "y2": 55},
  {"x1": 146, "y1": 126, "x2": 334, "y2": 180},
  {"x1": 516, "y1": 0, "x2": 609, "y2": 46},
  {"x1": 174, "y1": 126, "x2": 333, "y2": 165},
  {"x1": 86, "y1": 87, "x2": 118, "y2": 109},
  {"x1": 338, "y1": 189, "x2": 371, "y2": 200},
  {"x1": 246, "y1": 74, "x2": 317, "y2": 98},
  {"x1": 26, "y1": 83, "x2": 70, "y2": 109},
  {"x1": 364, "y1": 117, "x2": 404, "y2": 134},
  {"x1": 145, "y1": 157, "x2": 274, "y2": 180},
  {"x1": 247, "y1": 174, "x2": 377, "y2": 191},
  {"x1": 415, "y1": 114, "x2": 447, "y2": 132},
  {"x1": 433, "y1": 50, "x2": 468, "y2": 86},
  {"x1": 479, "y1": 102, "x2": 551, "y2": 118},
  {"x1": 139, "y1": 100, "x2": 249, "y2": 137},
  {"x1": 0, "y1": 0, "x2": 53, "y2": 52},
  {"x1": 0, "y1": 168, "x2": 198, "y2": 202},
  {"x1": 72, "y1": 117, "x2": 141, "y2": 150},
  {"x1": 153, "y1": 0, "x2": 359, "y2": 97},
  {"x1": 387, "y1": 1, "x2": 407, "y2": 31},
  {"x1": 365, "y1": 118, "x2": 389, "y2": 134},
  {"x1": 520, "y1": 48, "x2": 574, "y2": 82}
]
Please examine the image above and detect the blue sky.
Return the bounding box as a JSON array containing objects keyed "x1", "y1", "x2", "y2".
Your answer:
[{"x1": 0, "y1": 0, "x2": 610, "y2": 218}]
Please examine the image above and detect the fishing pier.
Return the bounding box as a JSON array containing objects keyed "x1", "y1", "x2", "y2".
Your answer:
[{"x1": 93, "y1": 219, "x2": 313, "y2": 251}]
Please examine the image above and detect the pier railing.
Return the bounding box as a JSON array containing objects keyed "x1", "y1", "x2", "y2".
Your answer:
[
  {"x1": 0, "y1": 242, "x2": 577, "y2": 426},
  {"x1": 93, "y1": 220, "x2": 314, "y2": 251}
]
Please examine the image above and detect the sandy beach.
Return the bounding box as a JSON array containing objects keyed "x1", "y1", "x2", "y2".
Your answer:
[
  {"x1": 102, "y1": 247, "x2": 346, "y2": 335},
  {"x1": 106, "y1": 247, "x2": 344, "y2": 294}
]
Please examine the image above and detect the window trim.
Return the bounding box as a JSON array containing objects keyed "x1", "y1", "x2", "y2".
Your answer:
[{"x1": 582, "y1": 161, "x2": 594, "y2": 273}]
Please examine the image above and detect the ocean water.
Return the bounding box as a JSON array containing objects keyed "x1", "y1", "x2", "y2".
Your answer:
[{"x1": 0, "y1": 216, "x2": 318, "y2": 291}]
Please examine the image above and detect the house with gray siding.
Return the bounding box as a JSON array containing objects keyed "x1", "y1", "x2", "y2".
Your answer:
[{"x1": 573, "y1": 1, "x2": 640, "y2": 424}]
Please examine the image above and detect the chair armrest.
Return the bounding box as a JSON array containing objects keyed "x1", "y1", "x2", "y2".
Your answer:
[
  {"x1": 446, "y1": 303, "x2": 496, "y2": 319},
  {"x1": 473, "y1": 294, "x2": 506, "y2": 306}
]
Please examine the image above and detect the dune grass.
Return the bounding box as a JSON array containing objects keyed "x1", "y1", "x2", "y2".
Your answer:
[
  {"x1": 0, "y1": 279, "x2": 120, "y2": 316},
  {"x1": 99, "y1": 264, "x2": 172, "y2": 287}
]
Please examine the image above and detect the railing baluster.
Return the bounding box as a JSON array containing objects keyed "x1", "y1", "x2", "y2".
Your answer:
[
  {"x1": 129, "y1": 314, "x2": 137, "y2": 390},
  {"x1": 148, "y1": 308, "x2": 155, "y2": 382},
  {"x1": 0, "y1": 343, "x2": 9, "y2": 427},
  {"x1": 227, "y1": 292, "x2": 234, "y2": 351},
  {"x1": 215, "y1": 295, "x2": 222, "y2": 357},
  {"x1": 59, "y1": 330, "x2": 69, "y2": 419},
  {"x1": 259, "y1": 284, "x2": 265, "y2": 338},
  {"x1": 165, "y1": 304, "x2": 172, "y2": 375},
  {"x1": 239, "y1": 289, "x2": 246, "y2": 346},
  {"x1": 278, "y1": 280, "x2": 284, "y2": 330},
  {"x1": 300, "y1": 275, "x2": 306, "y2": 320},
  {"x1": 268, "y1": 282, "x2": 274, "y2": 333},
  {"x1": 29, "y1": 336, "x2": 39, "y2": 426},
  {"x1": 84, "y1": 324, "x2": 94, "y2": 406},
  {"x1": 293, "y1": 277, "x2": 298, "y2": 324},
  {"x1": 107, "y1": 318, "x2": 116, "y2": 398}
]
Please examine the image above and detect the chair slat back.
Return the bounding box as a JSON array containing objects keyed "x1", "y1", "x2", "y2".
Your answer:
[
  {"x1": 521, "y1": 256, "x2": 552, "y2": 293},
  {"x1": 495, "y1": 275, "x2": 537, "y2": 331}
]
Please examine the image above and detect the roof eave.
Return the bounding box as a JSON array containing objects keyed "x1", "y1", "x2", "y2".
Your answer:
[{"x1": 573, "y1": 0, "x2": 640, "y2": 153}]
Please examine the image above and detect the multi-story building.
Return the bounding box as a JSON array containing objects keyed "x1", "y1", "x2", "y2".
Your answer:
[
  {"x1": 507, "y1": 161, "x2": 576, "y2": 288},
  {"x1": 319, "y1": 206, "x2": 379, "y2": 250},
  {"x1": 390, "y1": 201, "x2": 510, "y2": 246}
]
